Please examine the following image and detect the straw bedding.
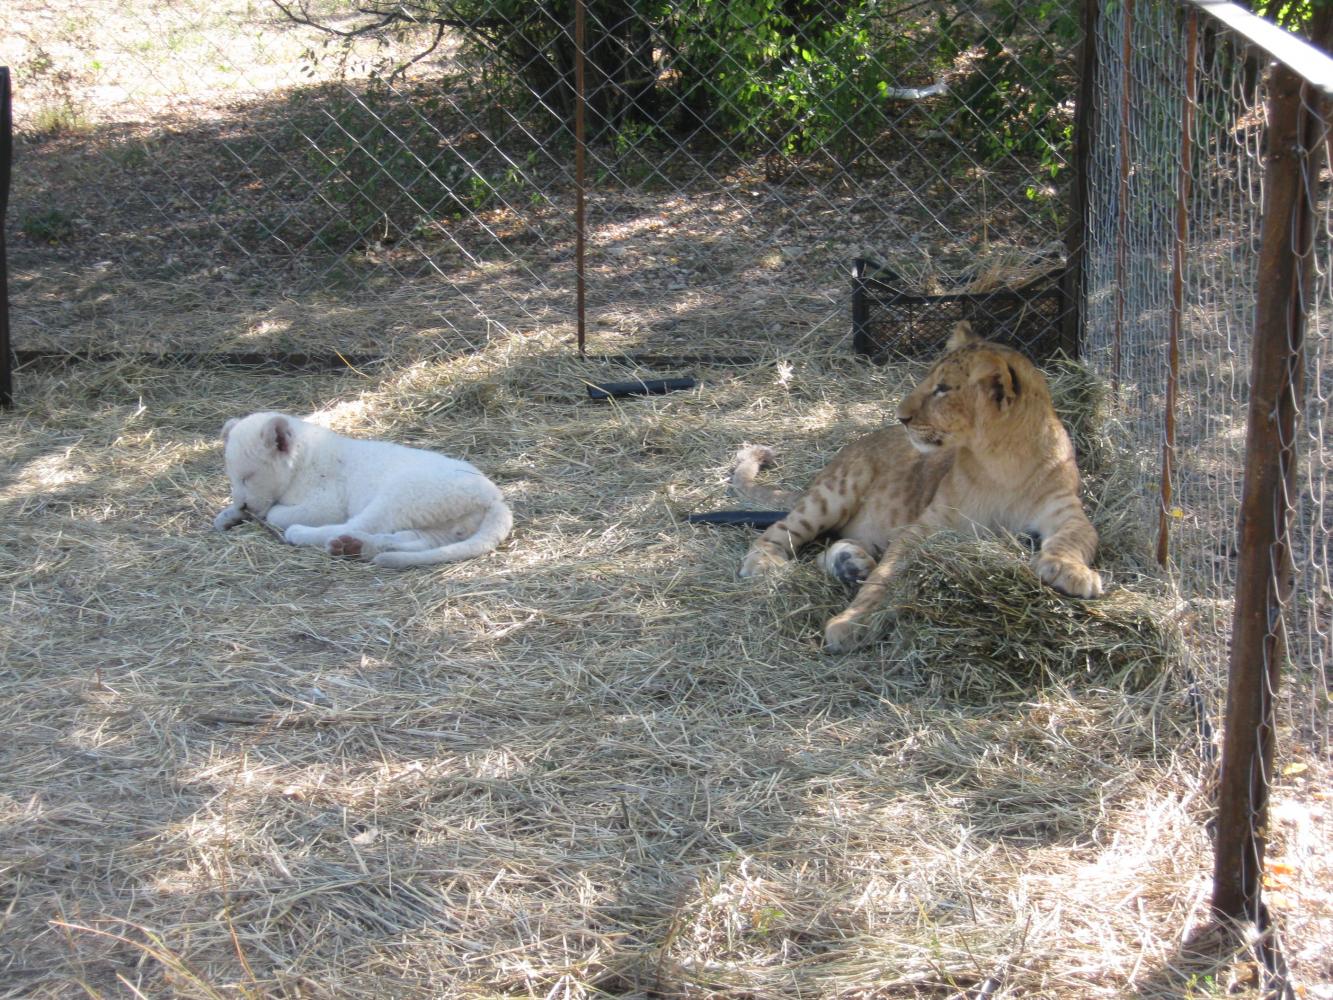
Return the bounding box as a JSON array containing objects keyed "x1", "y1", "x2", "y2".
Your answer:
[{"x1": 0, "y1": 336, "x2": 1251, "y2": 998}]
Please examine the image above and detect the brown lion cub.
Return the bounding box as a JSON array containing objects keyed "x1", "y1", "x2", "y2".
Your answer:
[{"x1": 734, "y1": 323, "x2": 1102, "y2": 652}]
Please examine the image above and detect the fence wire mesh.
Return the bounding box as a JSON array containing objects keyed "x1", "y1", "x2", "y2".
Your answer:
[
  {"x1": 2, "y1": 0, "x2": 1077, "y2": 361},
  {"x1": 1085, "y1": 0, "x2": 1332, "y2": 964}
]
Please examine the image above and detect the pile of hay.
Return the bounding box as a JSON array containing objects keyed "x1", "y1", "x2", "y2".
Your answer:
[
  {"x1": 0, "y1": 334, "x2": 1247, "y2": 1000},
  {"x1": 883, "y1": 532, "x2": 1182, "y2": 700}
]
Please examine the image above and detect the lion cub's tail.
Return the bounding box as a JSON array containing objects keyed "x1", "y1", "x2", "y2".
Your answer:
[
  {"x1": 372, "y1": 501, "x2": 514, "y2": 569},
  {"x1": 731, "y1": 444, "x2": 799, "y2": 508}
]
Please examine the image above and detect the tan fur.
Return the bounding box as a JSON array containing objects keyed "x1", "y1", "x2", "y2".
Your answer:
[
  {"x1": 734, "y1": 324, "x2": 1103, "y2": 652},
  {"x1": 730, "y1": 444, "x2": 798, "y2": 508}
]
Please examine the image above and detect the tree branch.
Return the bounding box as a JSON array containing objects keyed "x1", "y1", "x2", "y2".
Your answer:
[
  {"x1": 269, "y1": 0, "x2": 474, "y2": 41},
  {"x1": 269, "y1": 0, "x2": 482, "y2": 79}
]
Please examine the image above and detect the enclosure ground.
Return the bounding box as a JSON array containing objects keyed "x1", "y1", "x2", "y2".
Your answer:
[{"x1": 0, "y1": 339, "x2": 1284, "y2": 998}]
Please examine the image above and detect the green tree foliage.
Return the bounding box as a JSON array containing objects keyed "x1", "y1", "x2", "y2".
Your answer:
[
  {"x1": 1250, "y1": 0, "x2": 1333, "y2": 33},
  {"x1": 274, "y1": 0, "x2": 1076, "y2": 168}
]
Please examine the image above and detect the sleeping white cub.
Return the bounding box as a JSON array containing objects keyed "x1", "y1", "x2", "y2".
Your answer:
[{"x1": 213, "y1": 411, "x2": 512, "y2": 568}]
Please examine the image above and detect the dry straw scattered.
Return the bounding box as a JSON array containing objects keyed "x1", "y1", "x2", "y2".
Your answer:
[{"x1": 1, "y1": 334, "x2": 1258, "y2": 998}]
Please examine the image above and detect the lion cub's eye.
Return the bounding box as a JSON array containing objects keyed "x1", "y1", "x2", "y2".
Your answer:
[{"x1": 932, "y1": 384, "x2": 950, "y2": 396}]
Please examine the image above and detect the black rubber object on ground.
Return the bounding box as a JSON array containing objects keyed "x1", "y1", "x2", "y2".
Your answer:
[
  {"x1": 685, "y1": 510, "x2": 787, "y2": 528},
  {"x1": 587, "y1": 377, "x2": 697, "y2": 400}
]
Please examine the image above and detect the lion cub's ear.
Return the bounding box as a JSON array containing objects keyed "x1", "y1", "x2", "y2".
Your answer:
[
  {"x1": 972, "y1": 353, "x2": 1020, "y2": 408},
  {"x1": 261, "y1": 414, "x2": 295, "y2": 456},
  {"x1": 946, "y1": 321, "x2": 979, "y2": 352},
  {"x1": 221, "y1": 418, "x2": 239, "y2": 443}
]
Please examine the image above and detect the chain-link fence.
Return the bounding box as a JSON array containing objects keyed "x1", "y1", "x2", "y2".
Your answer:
[
  {"x1": 1, "y1": 0, "x2": 1078, "y2": 361},
  {"x1": 1085, "y1": 0, "x2": 1331, "y2": 972}
]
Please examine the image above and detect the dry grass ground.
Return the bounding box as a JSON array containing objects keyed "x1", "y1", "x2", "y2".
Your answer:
[{"x1": 2, "y1": 335, "x2": 1264, "y2": 999}]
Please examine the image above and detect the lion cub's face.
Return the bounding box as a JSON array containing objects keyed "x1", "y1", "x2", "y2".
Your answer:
[
  {"x1": 897, "y1": 332, "x2": 1025, "y2": 454},
  {"x1": 220, "y1": 413, "x2": 300, "y2": 519}
]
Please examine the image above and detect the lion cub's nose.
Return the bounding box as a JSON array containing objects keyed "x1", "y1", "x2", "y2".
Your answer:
[{"x1": 899, "y1": 413, "x2": 912, "y2": 426}]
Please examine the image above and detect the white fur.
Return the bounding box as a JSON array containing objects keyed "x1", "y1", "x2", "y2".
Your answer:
[{"x1": 213, "y1": 412, "x2": 512, "y2": 568}]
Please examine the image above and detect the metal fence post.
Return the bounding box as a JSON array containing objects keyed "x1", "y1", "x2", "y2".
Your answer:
[
  {"x1": 1063, "y1": 0, "x2": 1100, "y2": 359},
  {"x1": 1157, "y1": 6, "x2": 1197, "y2": 568},
  {"x1": 574, "y1": 0, "x2": 588, "y2": 358},
  {"x1": 1211, "y1": 46, "x2": 1326, "y2": 923},
  {"x1": 1112, "y1": 0, "x2": 1134, "y2": 392},
  {"x1": 1, "y1": 66, "x2": 12, "y2": 410}
]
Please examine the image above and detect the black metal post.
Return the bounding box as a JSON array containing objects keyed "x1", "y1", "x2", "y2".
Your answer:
[{"x1": 1, "y1": 67, "x2": 13, "y2": 409}]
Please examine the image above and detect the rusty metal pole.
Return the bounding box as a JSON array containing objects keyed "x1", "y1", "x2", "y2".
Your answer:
[
  {"x1": 1211, "y1": 58, "x2": 1325, "y2": 922},
  {"x1": 574, "y1": 0, "x2": 587, "y2": 358},
  {"x1": 1157, "y1": 7, "x2": 1197, "y2": 568},
  {"x1": 1112, "y1": 0, "x2": 1134, "y2": 393},
  {"x1": 1062, "y1": 0, "x2": 1100, "y2": 359}
]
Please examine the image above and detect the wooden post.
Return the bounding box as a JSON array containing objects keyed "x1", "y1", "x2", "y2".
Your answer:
[{"x1": 1211, "y1": 53, "x2": 1325, "y2": 921}]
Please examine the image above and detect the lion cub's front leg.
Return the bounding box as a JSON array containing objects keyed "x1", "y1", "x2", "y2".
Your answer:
[
  {"x1": 739, "y1": 478, "x2": 853, "y2": 578},
  {"x1": 822, "y1": 523, "x2": 927, "y2": 652},
  {"x1": 214, "y1": 504, "x2": 247, "y2": 531},
  {"x1": 1033, "y1": 507, "x2": 1103, "y2": 598}
]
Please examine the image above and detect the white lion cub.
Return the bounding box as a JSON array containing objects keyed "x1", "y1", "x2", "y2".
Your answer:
[{"x1": 213, "y1": 412, "x2": 512, "y2": 568}]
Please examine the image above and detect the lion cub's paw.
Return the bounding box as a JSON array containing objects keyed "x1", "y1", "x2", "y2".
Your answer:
[
  {"x1": 328, "y1": 534, "x2": 365, "y2": 559},
  {"x1": 1035, "y1": 554, "x2": 1104, "y2": 599},
  {"x1": 285, "y1": 525, "x2": 338, "y2": 549},
  {"x1": 739, "y1": 545, "x2": 786, "y2": 579},
  {"x1": 822, "y1": 613, "x2": 867, "y2": 654},
  {"x1": 214, "y1": 505, "x2": 246, "y2": 532},
  {"x1": 818, "y1": 540, "x2": 875, "y2": 586}
]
